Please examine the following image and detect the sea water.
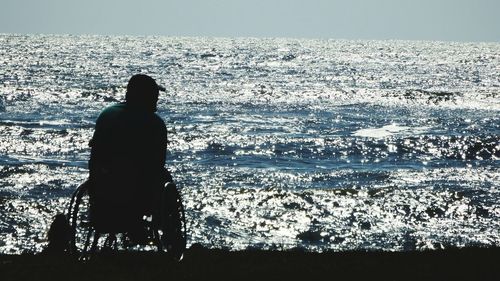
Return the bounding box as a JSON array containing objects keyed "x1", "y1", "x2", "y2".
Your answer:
[{"x1": 0, "y1": 34, "x2": 499, "y2": 254}]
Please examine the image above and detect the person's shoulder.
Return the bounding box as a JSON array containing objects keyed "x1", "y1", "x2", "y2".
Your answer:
[
  {"x1": 102, "y1": 102, "x2": 126, "y2": 114},
  {"x1": 101, "y1": 102, "x2": 129, "y2": 115},
  {"x1": 96, "y1": 102, "x2": 126, "y2": 122},
  {"x1": 152, "y1": 112, "x2": 167, "y2": 127}
]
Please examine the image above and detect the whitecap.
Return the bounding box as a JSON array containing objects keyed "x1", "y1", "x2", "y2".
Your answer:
[{"x1": 352, "y1": 124, "x2": 430, "y2": 138}]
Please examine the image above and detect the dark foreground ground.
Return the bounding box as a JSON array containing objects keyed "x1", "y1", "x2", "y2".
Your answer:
[{"x1": 1, "y1": 246, "x2": 499, "y2": 281}]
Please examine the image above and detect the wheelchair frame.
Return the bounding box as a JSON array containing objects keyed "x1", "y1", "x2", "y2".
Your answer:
[{"x1": 66, "y1": 180, "x2": 187, "y2": 260}]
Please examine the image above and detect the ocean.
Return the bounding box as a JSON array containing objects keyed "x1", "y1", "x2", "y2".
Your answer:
[{"x1": 0, "y1": 34, "x2": 499, "y2": 254}]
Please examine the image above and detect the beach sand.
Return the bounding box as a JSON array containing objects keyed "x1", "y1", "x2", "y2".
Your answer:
[{"x1": 1, "y1": 246, "x2": 499, "y2": 281}]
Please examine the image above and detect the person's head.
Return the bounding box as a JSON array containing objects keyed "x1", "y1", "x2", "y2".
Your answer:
[{"x1": 125, "y1": 74, "x2": 165, "y2": 112}]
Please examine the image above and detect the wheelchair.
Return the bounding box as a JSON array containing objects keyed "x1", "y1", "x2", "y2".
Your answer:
[{"x1": 65, "y1": 179, "x2": 187, "y2": 260}]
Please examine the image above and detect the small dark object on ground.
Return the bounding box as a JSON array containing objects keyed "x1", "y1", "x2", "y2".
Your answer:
[{"x1": 43, "y1": 213, "x2": 71, "y2": 254}]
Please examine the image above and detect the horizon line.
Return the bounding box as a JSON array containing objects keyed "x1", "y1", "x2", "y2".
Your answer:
[{"x1": 1, "y1": 32, "x2": 499, "y2": 45}]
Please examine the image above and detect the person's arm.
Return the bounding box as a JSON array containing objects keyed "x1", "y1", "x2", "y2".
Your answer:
[
  {"x1": 158, "y1": 116, "x2": 172, "y2": 182},
  {"x1": 88, "y1": 110, "x2": 113, "y2": 180}
]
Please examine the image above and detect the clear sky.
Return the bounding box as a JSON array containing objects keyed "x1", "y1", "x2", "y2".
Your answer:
[{"x1": 1, "y1": 0, "x2": 499, "y2": 42}]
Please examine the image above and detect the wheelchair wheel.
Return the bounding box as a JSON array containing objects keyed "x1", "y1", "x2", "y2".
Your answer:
[
  {"x1": 67, "y1": 180, "x2": 97, "y2": 258},
  {"x1": 160, "y1": 182, "x2": 187, "y2": 260}
]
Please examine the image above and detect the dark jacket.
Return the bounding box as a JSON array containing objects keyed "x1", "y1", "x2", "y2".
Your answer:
[{"x1": 88, "y1": 102, "x2": 168, "y2": 231}]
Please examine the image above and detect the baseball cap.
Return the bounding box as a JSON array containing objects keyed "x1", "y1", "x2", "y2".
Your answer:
[{"x1": 126, "y1": 74, "x2": 165, "y2": 95}]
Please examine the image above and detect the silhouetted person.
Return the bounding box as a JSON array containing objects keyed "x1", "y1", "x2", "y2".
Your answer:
[{"x1": 88, "y1": 74, "x2": 170, "y2": 234}]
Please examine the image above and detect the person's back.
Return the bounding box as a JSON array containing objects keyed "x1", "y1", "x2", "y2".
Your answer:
[{"x1": 88, "y1": 74, "x2": 168, "y2": 232}]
